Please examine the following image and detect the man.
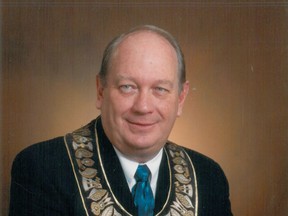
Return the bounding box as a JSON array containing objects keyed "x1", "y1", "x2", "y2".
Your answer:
[{"x1": 9, "y1": 25, "x2": 233, "y2": 216}]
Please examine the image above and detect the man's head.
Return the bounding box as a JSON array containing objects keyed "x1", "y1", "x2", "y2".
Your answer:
[
  {"x1": 96, "y1": 25, "x2": 189, "y2": 162},
  {"x1": 99, "y1": 25, "x2": 186, "y2": 92}
]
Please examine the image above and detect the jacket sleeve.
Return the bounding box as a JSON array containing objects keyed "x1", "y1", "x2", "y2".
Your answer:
[{"x1": 205, "y1": 162, "x2": 233, "y2": 216}]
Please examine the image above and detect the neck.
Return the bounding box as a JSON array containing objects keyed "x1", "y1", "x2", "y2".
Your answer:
[{"x1": 113, "y1": 146, "x2": 163, "y2": 163}]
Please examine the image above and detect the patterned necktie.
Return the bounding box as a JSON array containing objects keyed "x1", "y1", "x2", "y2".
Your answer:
[{"x1": 132, "y1": 164, "x2": 155, "y2": 216}]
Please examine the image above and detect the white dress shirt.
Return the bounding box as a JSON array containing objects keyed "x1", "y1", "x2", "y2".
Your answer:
[{"x1": 113, "y1": 147, "x2": 163, "y2": 198}]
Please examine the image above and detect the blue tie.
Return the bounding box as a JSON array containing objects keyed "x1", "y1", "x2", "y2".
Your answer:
[{"x1": 132, "y1": 165, "x2": 155, "y2": 216}]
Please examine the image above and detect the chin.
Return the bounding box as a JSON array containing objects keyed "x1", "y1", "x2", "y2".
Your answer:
[{"x1": 130, "y1": 137, "x2": 163, "y2": 151}]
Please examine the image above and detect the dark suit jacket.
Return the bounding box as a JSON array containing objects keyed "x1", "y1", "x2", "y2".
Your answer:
[{"x1": 9, "y1": 119, "x2": 232, "y2": 216}]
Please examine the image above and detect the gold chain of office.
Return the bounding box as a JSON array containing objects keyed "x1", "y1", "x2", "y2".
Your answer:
[{"x1": 65, "y1": 121, "x2": 198, "y2": 216}]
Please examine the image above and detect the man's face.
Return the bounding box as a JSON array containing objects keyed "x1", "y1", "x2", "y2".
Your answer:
[{"x1": 96, "y1": 31, "x2": 189, "y2": 162}]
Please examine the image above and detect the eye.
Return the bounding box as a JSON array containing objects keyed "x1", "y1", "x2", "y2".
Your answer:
[
  {"x1": 154, "y1": 86, "x2": 169, "y2": 95},
  {"x1": 119, "y1": 85, "x2": 136, "y2": 94}
]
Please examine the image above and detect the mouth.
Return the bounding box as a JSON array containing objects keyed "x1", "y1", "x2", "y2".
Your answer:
[{"x1": 126, "y1": 120, "x2": 156, "y2": 130}]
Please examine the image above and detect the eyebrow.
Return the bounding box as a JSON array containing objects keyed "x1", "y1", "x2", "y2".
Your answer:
[
  {"x1": 155, "y1": 80, "x2": 174, "y2": 88},
  {"x1": 115, "y1": 75, "x2": 134, "y2": 82}
]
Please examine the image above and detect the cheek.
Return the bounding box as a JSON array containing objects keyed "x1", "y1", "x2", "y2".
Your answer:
[
  {"x1": 157, "y1": 100, "x2": 178, "y2": 119},
  {"x1": 105, "y1": 92, "x2": 132, "y2": 115}
]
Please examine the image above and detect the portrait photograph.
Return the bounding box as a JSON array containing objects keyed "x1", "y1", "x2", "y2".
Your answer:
[{"x1": 1, "y1": 1, "x2": 288, "y2": 216}]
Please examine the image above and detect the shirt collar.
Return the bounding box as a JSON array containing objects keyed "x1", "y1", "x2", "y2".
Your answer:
[{"x1": 113, "y1": 147, "x2": 163, "y2": 197}]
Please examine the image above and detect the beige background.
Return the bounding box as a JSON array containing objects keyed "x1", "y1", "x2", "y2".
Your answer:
[{"x1": 1, "y1": 1, "x2": 288, "y2": 215}]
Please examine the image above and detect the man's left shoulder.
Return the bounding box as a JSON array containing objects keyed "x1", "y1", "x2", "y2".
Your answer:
[{"x1": 166, "y1": 141, "x2": 228, "y2": 181}]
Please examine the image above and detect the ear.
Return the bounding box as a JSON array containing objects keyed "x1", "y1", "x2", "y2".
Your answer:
[
  {"x1": 177, "y1": 81, "x2": 189, "y2": 117},
  {"x1": 96, "y1": 75, "x2": 104, "y2": 109}
]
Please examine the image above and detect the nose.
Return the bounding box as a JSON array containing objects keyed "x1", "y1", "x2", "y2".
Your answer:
[{"x1": 131, "y1": 90, "x2": 154, "y2": 114}]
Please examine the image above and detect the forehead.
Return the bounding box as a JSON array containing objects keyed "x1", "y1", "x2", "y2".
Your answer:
[
  {"x1": 110, "y1": 31, "x2": 178, "y2": 69},
  {"x1": 118, "y1": 31, "x2": 176, "y2": 54}
]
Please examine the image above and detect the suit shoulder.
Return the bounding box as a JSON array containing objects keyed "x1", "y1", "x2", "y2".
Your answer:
[
  {"x1": 184, "y1": 147, "x2": 221, "y2": 168},
  {"x1": 11, "y1": 136, "x2": 68, "y2": 179},
  {"x1": 167, "y1": 141, "x2": 218, "y2": 165},
  {"x1": 14, "y1": 136, "x2": 65, "y2": 161},
  {"x1": 166, "y1": 141, "x2": 227, "y2": 179}
]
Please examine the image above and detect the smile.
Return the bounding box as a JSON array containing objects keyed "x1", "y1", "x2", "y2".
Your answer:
[{"x1": 127, "y1": 120, "x2": 156, "y2": 130}]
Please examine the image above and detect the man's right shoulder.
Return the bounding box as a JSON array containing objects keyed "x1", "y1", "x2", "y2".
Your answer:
[
  {"x1": 11, "y1": 136, "x2": 70, "y2": 179},
  {"x1": 15, "y1": 136, "x2": 66, "y2": 161}
]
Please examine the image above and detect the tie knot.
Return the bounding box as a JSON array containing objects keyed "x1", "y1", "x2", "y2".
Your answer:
[{"x1": 134, "y1": 164, "x2": 150, "y2": 182}]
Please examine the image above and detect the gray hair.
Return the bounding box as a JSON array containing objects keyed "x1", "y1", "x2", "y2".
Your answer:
[{"x1": 98, "y1": 25, "x2": 186, "y2": 92}]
